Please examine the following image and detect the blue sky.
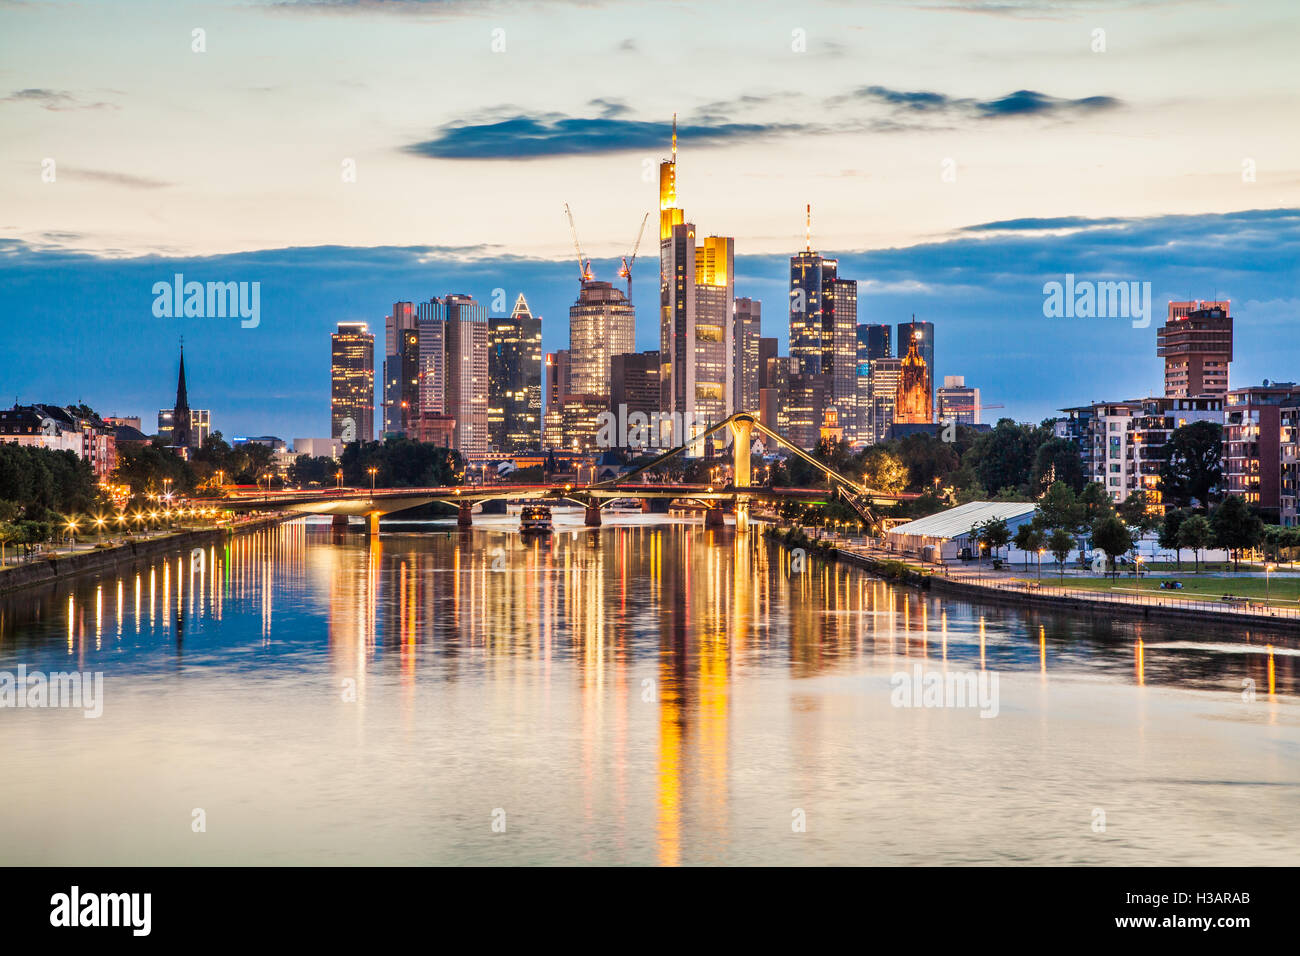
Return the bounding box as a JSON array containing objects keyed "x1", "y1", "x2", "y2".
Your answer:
[{"x1": 1, "y1": 0, "x2": 1297, "y2": 439}]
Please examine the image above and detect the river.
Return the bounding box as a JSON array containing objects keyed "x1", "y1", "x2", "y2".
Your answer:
[{"x1": 0, "y1": 514, "x2": 1296, "y2": 865}]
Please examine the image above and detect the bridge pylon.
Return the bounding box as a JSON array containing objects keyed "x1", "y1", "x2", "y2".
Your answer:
[{"x1": 729, "y1": 414, "x2": 754, "y2": 532}]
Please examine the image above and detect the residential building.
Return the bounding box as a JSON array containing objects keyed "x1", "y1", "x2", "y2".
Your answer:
[
  {"x1": 1158, "y1": 300, "x2": 1232, "y2": 398},
  {"x1": 1224, "y1": 382, "x2": 1300, "y2": 519}
]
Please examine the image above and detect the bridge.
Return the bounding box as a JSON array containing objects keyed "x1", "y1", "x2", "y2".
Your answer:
[{"x1": 220, "y1": 413, "x2": 911, "y2": 533}]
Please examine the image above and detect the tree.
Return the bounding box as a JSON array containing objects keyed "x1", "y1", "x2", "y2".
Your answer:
[
  {"x1": 1091, "y1": 514, "x2": 1135, "y2": 579},
  {"x1": 1037, "y1": 481, "x2": 1082, "y2": 532},
  {"x1": 1048, "y1": 526, "x2": 1075, "y2": 579},
  {"x1": 1078, "y1": 482, "x2": 1114, "y2": 525},
  {"x1": 288, "y1": 455, "x2": 339, "y2": 487},
  {"x1": 861, "y1": 447, "x2": 908, "y2": 497},
  {"x1": 1210, "y1": 495, "x2": 1263, "y2": 571},
  {"x1": 1159, "y1": 420, "x2": 1223, "y2": 509},
  {"x1": 962, "y1": 419, "x2": 1049, "y2": 497},
  {"x1": 980, "y1": 516, "x2": 1011, "y2": 562},
  {"x1": 1013, "y1": 521, "x2": 1046, "y2": 571},
  {"x1": 1158, "y1": 509, "x2": 1187, "y2": 570},
  {"x1": 1030, "y1": 437, "x2": 1087, "y2": 494},
  {"x1": 1117, "y1": 490, "x2": 1160, "y2": 569},
  {"x1": 1177, "y1": 514, "x2": 1212, "y2": 572}
]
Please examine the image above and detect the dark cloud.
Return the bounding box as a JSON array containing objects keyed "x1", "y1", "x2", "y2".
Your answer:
[
  {"x1": 963, "y1": 216, "x2": 1130, "y2": 232},
  {"x1": 1, "y1": 88, "x2": 114, "y2": 111},
  {"x1": 405, "y1": 113, "x2": 807, "y2": 159},
  {"x1": 848, "y1": 85, "x2": 1121, "y2": 121}
]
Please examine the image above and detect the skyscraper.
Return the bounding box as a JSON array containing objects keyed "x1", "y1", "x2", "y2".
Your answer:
[
  {"x1": 658, "y1": 117, "x2": 735, "y2": 445},
  {"x1": 936, "y1": 375, "x2": 980, "y2": 426},
  {"x1": 733, "y1": 297, "x2": 762, "y2": 413},
  {"x1": 383, "y1": 301, "x2": 416, "y2": 435},
  {"x1": 867, "y1": 357, "x2": 902, "y2": 444},
  {"x1": 857, "y1": 323, "x2": 891, "y2": 366},
  {"x1": 443, "y1": 294, "x2": 489, "y2": 458},
  {"x1": 569, "y1": 281, "x2": 635, "y2": 400},
  {"x1": 416, "y1": 299, "x2": 447, "y2": 416},
  {"x1": 543, "y1": 350, "x2": 569, "y2": 451},
  {"x1": 488, "y1": 293, "x2": 543, "y2": 453},
  {"x1": 789, "y1": 207, "x2": 858, "y2": 443},
  {"x1": 1158, "y1": 300, "x2": 1232, "y2": 398},
  {"x1": 331, "y1": 322, "x2": 375, "y2": 442}
]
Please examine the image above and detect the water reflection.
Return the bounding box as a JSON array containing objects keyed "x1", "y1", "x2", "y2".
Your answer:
[{"x1": 0, "y1": 517, "x2": 1297, "y2": 865}]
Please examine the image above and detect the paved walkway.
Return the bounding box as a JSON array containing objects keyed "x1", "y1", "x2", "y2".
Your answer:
[{"x1": 808, "y1": 531, "x2": 1300, "y2": 624}]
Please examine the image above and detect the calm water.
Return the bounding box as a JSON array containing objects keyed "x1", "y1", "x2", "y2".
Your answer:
[{"x1": 1, "y1": 513, "x2": 1297, "y2": 866}]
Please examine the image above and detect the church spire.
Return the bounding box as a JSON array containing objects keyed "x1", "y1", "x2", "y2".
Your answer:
[{"x1": 172, "y1": 339, "x2": 192, "y2": 449}]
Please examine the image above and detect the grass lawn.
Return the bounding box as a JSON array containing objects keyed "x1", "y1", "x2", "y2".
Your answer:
[{"x1": 1014, "y1": 573, "x2": 1300, "y2": 607}]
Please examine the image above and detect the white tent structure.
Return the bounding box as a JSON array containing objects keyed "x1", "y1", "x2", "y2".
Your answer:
[{"x1": 885, "y1": 501, "x2": 1038, "y2": 562}]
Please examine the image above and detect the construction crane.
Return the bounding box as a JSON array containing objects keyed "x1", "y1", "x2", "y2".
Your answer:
[
  {"x1": 617, "y1": 212, "x2": 650, "y2": 303},
  {"x1": 563, "y1": 202, "x2": 593, "y2": 285}
]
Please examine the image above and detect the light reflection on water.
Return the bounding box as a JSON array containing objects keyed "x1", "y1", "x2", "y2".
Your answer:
[{"x1": 0, "y1": 516, "x2": 1297, "y2": 866}]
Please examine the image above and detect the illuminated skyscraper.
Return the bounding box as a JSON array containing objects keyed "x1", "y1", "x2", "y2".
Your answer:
[
  {"x1": 789, "y1": 207, "x2": 858, "y2": 444},
  {"x1": 658, "y1": 116, "x2": 735, "y2": 445},
  {"x1": 383, "y1": 301, "x2": 416, "y2": 435},
  {"x1": 443, "y1": 294, "x2": 489, "y2": 458},
  {"x1": 867, "y1": 357, "x2": 902, "y2": 444},
  {"x1": 569, "y1": 281, "x2": 635, "y2": 400},
  {"x1": 330, "y1": 322, "x2": 374, "y2": 442},
  {"x1": 733, "y1": 297, "x2": 762, "y2": 413},
  {"x1": 488, "y1": 294, "x2": 543, "y2": 453}
]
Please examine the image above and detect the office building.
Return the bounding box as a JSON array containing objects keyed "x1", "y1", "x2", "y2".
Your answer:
[
  {"x1": 658, "y1": 118, "x2": 735, "y2": 446},
  {"x1": 867, "y1": 357, "x2": 902, "y2": 444},
  {"x1": 611, "y1": 351, "x2": 661, "y2": 421},
  {"x1": 443, "y1": 294, "x2": 489, "y2": 458},
  {"x1": 733, "y1": 297, "x2": 762, "y2": 414},
  {"x1": 569, "y1": 281, "x2": 635, "y2": 401},
  {"x1": 936, "y1": 376, "x2": 980, "y2": 425},
  {"x1": 488, "y1": 293, "x2": 543, "y2": 453},
  {"x1": 383, "y1": 301, "x2": 416, "y2": 435},
  {"x1": 543, "y1": 351, "x2": 570, "y2": 451},
  {"x1": 330, "y1": 322, "x2": 374, "y2": 443}
]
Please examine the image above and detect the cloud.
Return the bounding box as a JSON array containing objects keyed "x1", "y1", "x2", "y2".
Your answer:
[
  {"x1": 845, "y1": 85, "x2": 1121, "y2": 122},
  {"x1": 1, "y1": 88, "x2": 115, "y2": 111},
  {"x1": 62, "y1": 167, "x2": 173, "y2": 190},
  {"x1": 404, "y1": 112, "x2": 808, "y2": 159}
]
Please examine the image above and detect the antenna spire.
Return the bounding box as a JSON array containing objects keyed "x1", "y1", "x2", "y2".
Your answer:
[
  {"x1": 671, "y1": 113, "x2": 677, "y2": 157},
  {"x1": 805, "y1": 203, "x2": 812, "y2": 253}
]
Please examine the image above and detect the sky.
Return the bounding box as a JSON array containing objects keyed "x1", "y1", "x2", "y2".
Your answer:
[{"x1": 1, "y1": 0, "x2": 1297, "y2": 440}]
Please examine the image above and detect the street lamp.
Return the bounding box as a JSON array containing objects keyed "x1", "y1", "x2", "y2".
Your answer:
[
  {"x1": 336, "y1": 469, "x2": 343, "y2": 490},
  {"x1": 1266, "y1": 561, "x2": 1277, "y2": 605},
  {"x1": 367, "y1": 467, "x2": 378, "y2": 498},
  {"x1": 1037, "y1": 548, "x2": 1044, "y2": 581}
]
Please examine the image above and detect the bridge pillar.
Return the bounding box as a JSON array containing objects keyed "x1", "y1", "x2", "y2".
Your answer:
[
  {"x1": 584, "y1": 504, "x2": 603, "y2": 526},
  {"x1": 331, "y1": 514, "x2": 349, "y2": 529},
  {"x1": 704, "y1": 507, "x2": 725, "y2": 529},
  {"x1": 457, "y1": 503, "x2": 473, "y2": 528},
  {"x1": 729, "y1": 416, "x2": 753, "y2": 534},
  {"x1": 367, "y1": 511, "x2": 381, "y2": 536}
]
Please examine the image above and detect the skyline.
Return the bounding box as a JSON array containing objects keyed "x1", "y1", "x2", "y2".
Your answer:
[
  {"x1": 2, "y1": 0, "x2": 1298, "y2": 439},
  {"x1": 1, "y1": 206, "x2": 1296, "y2": 439}
]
